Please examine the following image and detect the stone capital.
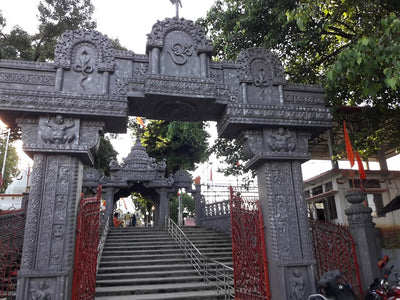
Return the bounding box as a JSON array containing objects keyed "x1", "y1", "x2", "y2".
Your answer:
[
  {"x1": 17, "y1": 115, "x2": 105, "y2": 165},
  {"x1": 239, "y1": 127, "x2": 312, "y2": 169}
]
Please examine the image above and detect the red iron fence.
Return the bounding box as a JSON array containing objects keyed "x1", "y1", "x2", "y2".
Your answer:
[
  {"x1": 0, "y1": 209, "x2": 26, "y2": 298},
  {"x1": 229, "y1": 187, "x2": 270, "y2": 300},
  {"x1": 310, "y1": 219, "x2": 363, "y2": 299},
  {"x1": 72, "y1": 186, "x2": 102, "y2": 300}
]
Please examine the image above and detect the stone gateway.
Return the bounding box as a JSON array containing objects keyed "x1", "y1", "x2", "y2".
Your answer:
[{"x1": 0, "y1": 16, "x2": 331, "y2": 299}]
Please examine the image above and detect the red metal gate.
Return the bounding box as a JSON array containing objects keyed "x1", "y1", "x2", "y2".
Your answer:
[
  {"x1": 72, "y1": 186, "x2": 102, "y2": 300},
  {"x1": 229, "y1": 187, "x2": 270, "y2": 300},
  {"x1": 0, "y1": 209, "x2": 26, "y2": 298},
  {"x1": 310, "y1": 219, "x2": 363, "y2": 299}
]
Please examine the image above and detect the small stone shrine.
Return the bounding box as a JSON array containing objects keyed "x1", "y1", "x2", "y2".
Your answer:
[
  {"x1": 0, "y1": 10, "x2": 331, "y2": 299},
  {"x1": 83, "y1": 136, "x2": 196, "y2": 227}
]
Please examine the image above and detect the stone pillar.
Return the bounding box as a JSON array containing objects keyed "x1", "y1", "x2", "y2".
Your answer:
[
  {"x1": 103, "y1": 187, "x2": 116, "y2": 227},
  {"x1": 16, "y1": 115, "x2": 103, "y2": 300},
  {"x1": 239, "y1": 128, "x2": 316, "y2": 299},
  {"x1": 345, "y1": 191, "x2": 380, "y2": 290},
  {"x1": 156, "y1": 188, "x2": 169, "y2": 227},
  {"x1": 193, "y1": 184, "x2": 203, "y2": 227}
]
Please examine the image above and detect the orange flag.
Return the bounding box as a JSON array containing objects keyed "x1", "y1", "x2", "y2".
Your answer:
[
  {"x1": 343, "y1": 121, "x2": 355, "y2": 167},
  {"x1": 136, "y1": 116, "x2": 146, "y2": 129},
  {"x1": 355, "y1": 151, "x2": 366, "y2": 180}
]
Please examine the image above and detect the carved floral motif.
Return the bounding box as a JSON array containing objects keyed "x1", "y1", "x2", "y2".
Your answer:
[
  {"x1": 54, "y1": 29, "x2": 114, "y2": 71},
  {"x1": 72, "y1": 50, "x2": 94, "y2": 90}
]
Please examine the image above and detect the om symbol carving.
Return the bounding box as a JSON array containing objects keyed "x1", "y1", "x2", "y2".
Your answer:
[
  {"x1": 167, "y1": 43, "x2": 194, "y2": 65},
  {"x1": 73, "y1": 50, "x2": 93, "y2": 90},
  {"x1": 41, "y1": 115, "x2": 75, "y2": 144},
  {"x1": 268, "y1": 128, "x2": 296, "y2": 153}
]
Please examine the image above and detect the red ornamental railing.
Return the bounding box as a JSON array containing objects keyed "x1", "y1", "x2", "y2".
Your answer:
[
  {"x1": 72, "y1": 186, "x2": 102, "y2": 300},
  {"x1": 309, "y1": 219, "x2": 363, "y2": 299},
  {"x1": 229, "y1": 187, "x2": 270, "y2": 300},
  {"x1": 0, "y1": 209, "x2": 26, "y2": 298}
]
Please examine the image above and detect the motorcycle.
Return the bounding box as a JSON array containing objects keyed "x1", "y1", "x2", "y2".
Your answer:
[
  {"x1": 308, "y1": 270, "x2": 356, "y2": 300},
  {"x1": 364, "y1": 255, "x2": 400, "y2": 300}
]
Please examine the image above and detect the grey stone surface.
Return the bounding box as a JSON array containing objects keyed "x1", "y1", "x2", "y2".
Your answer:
[
  {"x1": 345, "y1": 191, "x2": 380, "y2": 291},
  {"x1": 0, "y1": 16, "x2": 332, "y2": 299}
]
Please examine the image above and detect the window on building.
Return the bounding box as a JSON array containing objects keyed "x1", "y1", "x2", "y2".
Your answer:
[
  {"x1": 305, "y1": 190, "x2": 311, "y2": 199},
  {"x1": 325, "y1": 181, "x2": 333, "y2": 192},
  {"x1": 349, "y1": 179, "x2": 380, "y2": 189},
  {"x1": 312, "y1": 185, "x2": 323, "y2": 196},
  {"x1": 324, "y1": 196, "x2": 338, "y2": 221},
  {"x1": 366, "y1": 193, "x2": 385, "y2": 217}
]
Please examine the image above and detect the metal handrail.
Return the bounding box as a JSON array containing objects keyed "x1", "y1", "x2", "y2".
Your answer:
[
  {"x1": 96, "y1": 216, "x2": 109, "y2": 272},
  {"x1": 166, "y1": 217, "x2": 234, "y2": 299}
]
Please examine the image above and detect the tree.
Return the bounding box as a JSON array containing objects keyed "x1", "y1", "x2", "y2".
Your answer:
[
  {"x1": 0, "y1": 139, "x2": 19, "y2": 193},
  {"x1": 139, "y1": 120, "x2": 210, "y2": 174},
  {"x1": 169, "y1": 193, "x2": 195, "y2": 224},
  {"x1": 92, "y1": 136, "x2": 118, "y2": 176},
  {"x1": 201, "y1": 0, "x2": 400, "y2": 172}
]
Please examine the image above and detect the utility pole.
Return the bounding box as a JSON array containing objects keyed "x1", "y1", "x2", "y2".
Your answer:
[{"x1": 0, "y1": 128, "x2": 10, "y2": 188}]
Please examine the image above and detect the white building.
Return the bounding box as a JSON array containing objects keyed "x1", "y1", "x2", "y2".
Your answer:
[{"x1": 304, "y1": 168, "x2": 400, "y2": 227}]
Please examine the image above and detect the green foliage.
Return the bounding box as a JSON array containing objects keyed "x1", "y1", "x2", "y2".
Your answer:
[
  {"x1": 201, "y1": 0, "x2": 400, "y2": 171},
  {"x1": 0, "y1": 140, "x2": 19, "y2": 193},
  {"x1": 0, "y1": 0, "x2": 96, "y2": 61},
  {"x1": 140, "y1": 120, "x2": 210, "y2": 174},
  {"x1": 131, "y1": 192, "x2": 153, "y2": 217},
  {"x1": 169, "y1": 193, "x2": 195, "y2": 224},
  {"x1": 92, "y1": 136, "x2": 118, "y2": 176}
]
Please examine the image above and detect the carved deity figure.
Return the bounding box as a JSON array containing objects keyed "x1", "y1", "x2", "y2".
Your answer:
[
  {"x1": 41, "y1": 115, "x2": 75, "y2": 144},
  {"x1": 269, "y1": 127, "x2": 296, "y2": 152},
  {"x1": 31, "y1": 281, "x2": 51, "y2": 300},
  {"x1": 290, "y1": 270, "x2": 305, "y2": 300}
]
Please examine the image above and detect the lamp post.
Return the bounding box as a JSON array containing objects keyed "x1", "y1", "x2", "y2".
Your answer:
[{"x1": 0, "y1": 128, "x2": 11, "y2": 189}]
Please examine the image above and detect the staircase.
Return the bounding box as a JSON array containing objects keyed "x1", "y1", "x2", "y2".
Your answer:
[
  {"x1": 95, "y1": 226, "x2": 232, "y2": 300},
  {"x1": 180, "y1": 227, "x2": 233, "y2": 266}
]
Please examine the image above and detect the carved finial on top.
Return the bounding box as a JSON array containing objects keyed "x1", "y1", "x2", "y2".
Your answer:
[{"x1": 170, "y1": 0, "x2": 182, "y2": 18}]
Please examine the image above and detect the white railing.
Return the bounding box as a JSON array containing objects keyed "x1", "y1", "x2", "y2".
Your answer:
[
  {"x1": 166, "y1": 217, "x2": 234, "y2": 299},
  {"x1": 96, "y1": 216, "x2": 109, "y2": 272}
]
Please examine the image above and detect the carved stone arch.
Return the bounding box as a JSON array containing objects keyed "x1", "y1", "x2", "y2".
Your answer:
[
  {"x1": 146, "y1": 17, "x2": 213, "y2": 53},
  {"x1": 54, "y1": 29, "x2": 115, "y2": 72},
  {"x1": 237, "y1": 47, "x2": 285, "y2": 85}
]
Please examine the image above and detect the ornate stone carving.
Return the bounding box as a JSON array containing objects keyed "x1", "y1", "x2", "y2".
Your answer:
[
  {"x1": 40, "y1": 115, "x2": 76, "y2": 145},
  {"x1": 72, "y1": 50, "x2": 94, "y2": 90},
  {"x1": 1, "y1": 89, "x2": 127, "y2": 120},
  {"x1": 145, "y1": 74, "x2": 215, "y2": 97},
  {"x1": 216, "y1": 85, "x2": 239, "y2": 103},
  {"x1": 54, "y1": 29, "x2": 115, "y2": 72},
  {"x1": 0, "y1": 71, "x2": 55, "y2": 86},
  {"x1": 146, "y1": 18, "x2": 213, "y2": 53},
  {"x1": 266, "y1": 127, "x2": 296, "y2": 153},
  {"x1": 289, "y1": 270, "x2": 306, "y2": 300},
  {"x1": 167, "y1": 43, "x2": 194, "y2": 65},
  {"x1": 30, "y1": 280, "x2": 52, "y2": 300},
  {"x1": 173, "y1": 170, "x2": 192, "y2": 190},
  {"x1": 0, "y1": 59, "x2": 54, "y2": 71},
  {"x1": 237, "y1": 47, "x2": 285, "y2": 85}
]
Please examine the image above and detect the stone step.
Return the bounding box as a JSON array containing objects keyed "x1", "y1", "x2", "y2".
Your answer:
[
  {"x1": 96, "y1": 275, "x2": 204, "y2": 287},
  {"x1": 96, "y1": 269, "x2": 198, "y2": 280},
  {"x1": 95, "y1": 289, "x2": 228, "y2": 300},
  {"x1": 95, "y1": 281, "x2": 219, "y2": 297},
  {"x1": 97, "y1": 263, "x2": 195, "y2": 274},
  {"x1": 99, "y1": 257, "x2": 191, "y2": 267}
]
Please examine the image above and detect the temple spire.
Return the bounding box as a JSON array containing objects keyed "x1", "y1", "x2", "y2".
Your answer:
[{"x1": 170, "y1": 0, "x2": 182, "y2": 18}]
